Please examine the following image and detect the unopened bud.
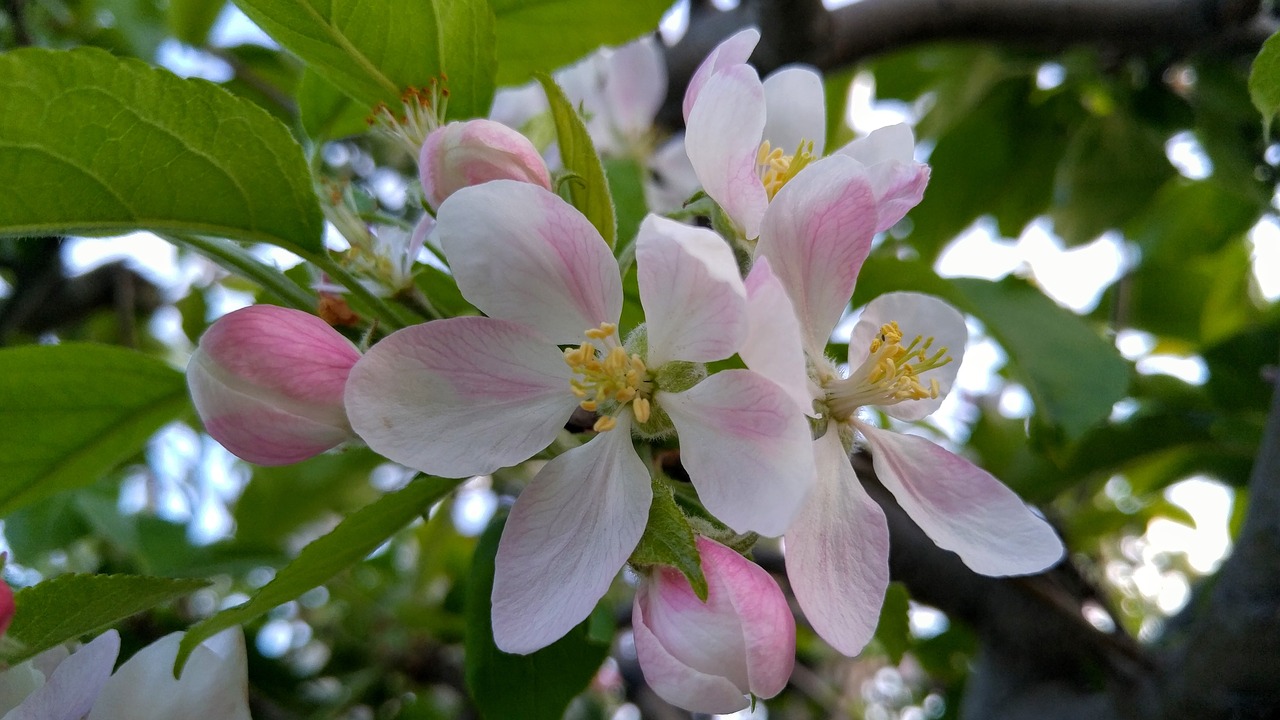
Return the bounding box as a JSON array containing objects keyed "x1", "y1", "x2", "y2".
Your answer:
[{"x1": 419, "y1": 119, "x2": 551, "y2": 210}]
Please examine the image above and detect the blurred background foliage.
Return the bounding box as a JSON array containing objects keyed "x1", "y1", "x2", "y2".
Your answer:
[{"x1": 1, "y1": 0, "x2": 1278, "y2": 718}]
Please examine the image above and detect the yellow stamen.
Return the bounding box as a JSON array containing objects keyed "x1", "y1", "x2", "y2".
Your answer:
[
  {"x1": 564, "y1": 322, "x2": 653, "y2": 432},
  {"x1": 825, "y1": 321, "x2": 953, "y2": 420},
  {"x1": 757, "y1": 139, "x2": 818, "y2": 200}
]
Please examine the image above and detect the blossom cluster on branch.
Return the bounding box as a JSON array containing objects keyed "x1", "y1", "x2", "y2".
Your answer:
[{"x1": 185, "y1": 29, "x2": 1063, "y2": 713}]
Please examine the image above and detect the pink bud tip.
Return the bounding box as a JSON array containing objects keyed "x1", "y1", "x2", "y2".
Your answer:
[{"x1": 419, "y1": 119, "x2": 552, "y2": 210}]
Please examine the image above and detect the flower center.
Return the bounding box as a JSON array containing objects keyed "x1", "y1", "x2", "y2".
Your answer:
[
  {"x1": 757, "y1": 139, "x2": 817, "y2": 200},
  {"x1": 564, "y1": 322, "x2": 652, "y2": 432},
  {"x1": 368, "y1": 81, "x2": 449, "y2": 156},
  {"x1": 824, "y1": 321, "x2": 952, "y2": 422}
]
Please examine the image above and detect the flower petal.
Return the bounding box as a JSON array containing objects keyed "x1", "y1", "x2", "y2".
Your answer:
[
  {"x1": 849, "y1": 292, "x2": 965, "y2": 421},
  {"x1": 345, "y1": 317, "x2": 577, "y2": 478},
  {"x1": 756, "y1": 154, "x2": 879, "y2": 354},
  {"x1": 686, "y1": 63, "x2": 769, "y2": 239},
  {"x1": 605, "y1": 37, "x2": 667, "y2": 141},
  {"x1": 438, "y1": 181, "x2": 622, "y2": 344},
  {"x1": 785, "y1": 432, "x2": 889, "y2": 656},
  {"x1": 419, "y1": 119, "x2": 552, "y2": 210},
  {"x1": 858, "y1": 423, "x2": 1064, "y2": 576},
  {"x1": 762, "y1": 66, "x2": 827, "y2": 157},
  {"x1": 632, "y1": 595, "x2": 749, "y2": 714},
  {"x1": 87, "y1": 629, "x2": 250, "y2": 720},
  {"x1": 492, "y1": 420, "x2": 651, "y2": 653},
  {"x1": 683, "y1": 27, "x2": 760, "y2": 121},
  {"x1": 702, "y1": 538, "x2": 795, "y2": 699},
  {"x1": 5, "y1": 630, "x2": 119, "y2": 720},
  {"x1": 741, "y1": 257, "x2": 815, "y2": 414},
  {"x1": 834, "y1": 124, "x2": 929, "y2": 231},
  {"x1": 661, "y1": 370, "x2": 815, "y2": 537},
  {"x1": 637, "y1": 215, "x2": 747, "y2": 366}
]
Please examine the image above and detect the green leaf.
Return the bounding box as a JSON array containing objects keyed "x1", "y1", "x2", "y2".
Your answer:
[
  {"x1": 537, "y1": 74, "x2": 616, "y2": 248},
  {"x1": 465, "y1": 510, "x2": 611, "y2": 720},
  {"x1": 297, "y1": 68, "x2": 373, "y2": 141},
  {"x1": 951, "y1": 277, "x2": 1130, "y2": 441},
  {"x1": 230, "y1": 0, "x2": 495, "y2": 117},
  {"x1": 0, "y1": 344, "x2": 188, "y2": 516},
  {"x1": 1050, "y1": 114, "x2": 1175, "y2": 246},
  {"x1": 874, "y1": 582, "x2": 911, "y2": 664},
  {"x1": 491, "y1": 0, "x2": 670, "y2": 86},
  {"x1": 1249, "y1": 30, "x2": 1280, "y2": 134},
  {"x1": 604, "y1": 156, "x2": 648, "y2": 252},
  {"x1": 629, "y1": 477, "x2": 708, "y2": 601},
  {"x1": 0, "y1": 48, "x2": 323, "y2": 255},
  {"x1": 4, "y1": 574, "x2": 210, "y2": 664},
  {"x1": 168, "y1": 0, "x2": 226, "y2": 46},
  {"x1": 175, "y1": 474, "x2": 463, "y2": 671}
]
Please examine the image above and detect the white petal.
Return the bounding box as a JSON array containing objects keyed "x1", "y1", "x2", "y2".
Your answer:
[
  {"x1": 492, "y1": 421, "x2": 651, "y2": 653},
  {"x1": 637, "y1": 215, "x2": 748, "y2": 366},
  {"x1": 741, "y1": 258, "x2": 816, "y2": 414},
  {"x1": 762, "y1": 66, "x2": 827, "y2": 157},
  {"x1": 605, "y1": 37, "x2": 667, "y2": 141},
  {"x1": 661, "y1": 370, "x2": 815, "y2": 537},
  {"x1": 683, "y1": 27, "x2": 760, "y2": 121},
  {"x1": 858, "y1": 423, "x2": 1064, "y2": 576},
  {"x1": 756, "y1": 155, "x2": 879, "y2": 354},
  {"x1": 87, "y1": 630, "x2": 250, "y2": 720},
  {"x1": 686, "y1": 64, "x2": 769, "y2": 239},
  {"x1": 834, "y1": 123, "x2": 917, "y2": 165},
  {"x1": 345, "y1": 317, "x2": 577, "y2": 478},
  {"x1": 438, "y1": 181, "x2": 622, "y2": 344},
  {"x1": 849, "y1": 292, "x2": 966, "y2": 421},
  {"x1": 785, "y1": 433, "x2": 889, "y2": 656},
  {"x1": 3, "y1": 631, "x2": 119, "y2": 720}
]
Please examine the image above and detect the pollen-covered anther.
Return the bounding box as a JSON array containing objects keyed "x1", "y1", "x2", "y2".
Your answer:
[
  {"x1": 824, "y1": 321, "x2": 953, "y2": 420},
  {"x1": 368, "y1": 80, "x2": 449, "y2": 155},
  {"x1": 757, "y1": 139, "x2": 817, "y2": 200},
  {"x1": 565, "y1": 323, "x2": 652, "y2": 431}
]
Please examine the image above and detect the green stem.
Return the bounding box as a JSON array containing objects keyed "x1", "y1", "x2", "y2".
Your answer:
[
  {"x1": 309, "y1": 252, "x2": 418, "y2": 329},
  {"x1": 163, "y1": 233, "x2": 316, "y2": 312}
]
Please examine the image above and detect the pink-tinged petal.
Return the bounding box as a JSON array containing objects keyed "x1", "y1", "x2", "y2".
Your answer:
[
  {"x1": 605, "y1": 37, "x2": 667, "y2": 141},
  {"x1": 756, "y1": 155, "x2": 879, "y2": 355},
  {"x1": 633, "y1": 537, "x2": 794, "y2": 713},
  {"x1": 661, "y1": 370, "x2": 815, "y2": 537},
  {"x1": 686, "y1": 64, "x2": 769, "y2": 239},
  {"x1": 741, "y1": 258, "x2": 815, "y2": 414},
  {"x1": 834, "y1": 125, "x2": 929, "y2": 232},
  {"x1": 762, "y1": 66, "x2": 827, "y2": 157},
  {"x1": 849, "y1": 292, "x2": 965, "y2": 421},
  {"x1": 633, "y1": 597, "x2": 749, "y2": 714},
  {"x1": 785, "y1": 432, "x2": 889, "y2": 656},
  {"x1": 637, "y1": 215, "x2": 747, "y2": 366},
  {"x1": 188, "y1": 306, "x2": 359, "y2": 465},
  {"x1": 0, "y1": 578, "x2": 12, "y2": 638},
  {"x1": 857, "y1": 423, "x2": 1064, "y2": 576},
  {"x1": 345, "y1": 317, "x2": 577, "y2": 478},
  {"x1": 492, "y1": 421, "x2": 651, "y2": 653},
  {"x1": 6, "y1": 630, "x2": 119, "y2": 720},
  {"x1": 683, "y1": 27, "x2": 760, "y2": 121},
  {"x1": 437, "y1": 181, "x2": 622, "y2": 345},
  {"x1": 419, "y1": 119, "x2": 552, "y2": 210},
  {"x1": 834, "y1": 123, "x2": 917, "y2": 165},
  {"x1": 87, "y1": 629, "x2": 250, "y2": 720}
]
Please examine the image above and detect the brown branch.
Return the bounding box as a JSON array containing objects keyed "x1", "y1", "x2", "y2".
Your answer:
[{"x1": 657, "y1": 0, "x2": 1268, "y2": 127}]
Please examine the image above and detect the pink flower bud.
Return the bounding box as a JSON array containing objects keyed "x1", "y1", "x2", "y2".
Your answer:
[
  {"x1": 188, "y1": 305, "x2": 360, "y2": 465},
  {"x1": 419, "y1": 119, "x2": 552, "y2": 210},
  {"x1": 632, "y1": 537, "x2": 795, "y2": 713}
]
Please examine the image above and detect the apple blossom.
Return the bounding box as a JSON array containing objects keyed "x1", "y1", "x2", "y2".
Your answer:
[
  {"x1": 683, "y1": 27, "x2": 929, "y2": 240},
  {"x1": 188, "y1": 305, "x2": 360, "y2": 466},
  {"x1": 743, "y1": 153, "x2": 1064, "y2": 655},
  {"x1": 0, "y1": 628, "x2": 250, "y2": 720},
  {"x1": 418, "y1": 119, "x2": 552, "y2": 210},
  {"x1": 0, "y1": 578, "x2": 11, "y2": 639},
  {"x1": 345, "y1": 180, "x2": 814, "y2": 653},
  {"x1": 633, "y1": 536, "x2": 795, "y2": 714}
]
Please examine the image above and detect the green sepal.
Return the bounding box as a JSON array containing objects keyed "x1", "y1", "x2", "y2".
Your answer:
[{"x1": 629, "y1": 476, "x2": 708, "y2": 601}]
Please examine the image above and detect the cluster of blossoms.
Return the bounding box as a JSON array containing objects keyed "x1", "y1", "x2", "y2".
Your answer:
[{"x1": 187, "y1": 29, "x2": 1063, "y2": 713}]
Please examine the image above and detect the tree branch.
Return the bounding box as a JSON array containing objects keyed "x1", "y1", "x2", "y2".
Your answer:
[{"x1": 658, "y1": 0, "x2": 1268, "y2": 127}]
